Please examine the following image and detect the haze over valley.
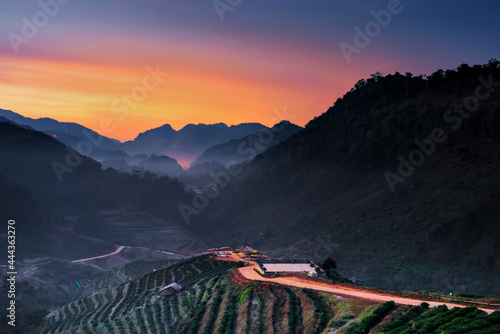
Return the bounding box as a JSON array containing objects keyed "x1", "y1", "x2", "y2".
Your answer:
[{"x1": 1, "y1": 1, "x2": 500, "y2": 333}]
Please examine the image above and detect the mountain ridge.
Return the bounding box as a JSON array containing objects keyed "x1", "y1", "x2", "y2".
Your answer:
[
  {"x1": 192, "y1": 120, "x2": 302, "y2": 166},
  {"x1": 0, "y1": 108, "x2": 280, "y2": 168},
  {"x1": 122, "y1": 121, "x2": 268, "y2": 164},
  {"x1": 189, "y1": 61, "x2": 500, "y2": 296},
  {"x1": 0, "y1": 108, "x2": 121, "y2": 150}
]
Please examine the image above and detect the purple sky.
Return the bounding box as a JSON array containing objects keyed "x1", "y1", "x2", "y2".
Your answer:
[{"x1": 1, "y1": 0, "x2": 499, "y2": 140}]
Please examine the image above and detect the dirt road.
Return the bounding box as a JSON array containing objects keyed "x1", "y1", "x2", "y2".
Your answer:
[
  {"x1": 238, "y1": 265, "x2": 496, "y2": 314},
  {"x1": 72, "y1": 245, "x2": 128, "y2": 263}
]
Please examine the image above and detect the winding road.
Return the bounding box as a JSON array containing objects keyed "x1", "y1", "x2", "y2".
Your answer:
[
  {"x1": 71, "y1": 250, "x2": 497, "y2": 315},
  {"x1": 238, "y1": 264, "x2": 497, "y2": 314},
  {"x1": 72, "y1": 245, "x2": 128, "y2": 263},
  {"x1": 71, "y1": 245, "x2": 190, "y2": 263}
]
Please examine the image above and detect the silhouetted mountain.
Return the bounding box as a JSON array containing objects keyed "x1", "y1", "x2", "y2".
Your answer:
[
  {"x1": 189, "y1": 60, "x2": 500, "y2": 296},
  {"x1": 0, "y1": 110, "x2": 271, "y2": 168},
  {"x1": 0, "y1": 115, "x2": 35, "y2": 130},
  {"x1": 0, "y1": 108, "x2": 121, "y2": 151},
  {"x1": 178, "y1": 160, "x2": 227, "y2": 189},
  {"x1": 90, "y1": 147, "x2": 129, "y2": 161},
  {"x1": 0, "y1": 174, "x2": 51, "y2": 259},
  {"x1": 192, "y1": 121, "x2": 302, "y2": 166},
  {"x1": 0, "y1": 123, "x2": 197, "y2": 257},
  {"x1": 138, "y1": 154, "x2": 184, "y2": 177},
  {"x1": 99, "y1": 153, "x2": 184, "y2": 178},
  {"x1": 101, "y1": 159, "x2": 134, "y2": 173},
  {"x1": 121, "y1": 122, "x2": 267, "y2": 164}
]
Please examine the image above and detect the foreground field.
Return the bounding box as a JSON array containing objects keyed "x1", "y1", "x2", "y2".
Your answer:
[
  {"x1": 41, "y1": 256, "x2": 500, "y2": 334},
  {"x1": 238, "y1": 264, "x2": 498, "y2": 314}
]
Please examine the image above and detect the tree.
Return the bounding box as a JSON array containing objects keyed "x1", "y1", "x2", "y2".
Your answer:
[
  {"x1": 322, "y1": 257, "x2": 337, "y2": 270},
  {"x1": 370, "y1": 71, "x2": 383, "y2": 81},
  {"x1": 354, "y1": 79, "x2": 366, "y2": 90}
]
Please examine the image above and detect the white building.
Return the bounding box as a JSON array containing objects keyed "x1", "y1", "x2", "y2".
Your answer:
[
  {"x1": 255, "y1": 260, "x2": 318, "y2": 276},
  {"x1": 308, "y1": 270, "x2": 318, "y2": 277}
]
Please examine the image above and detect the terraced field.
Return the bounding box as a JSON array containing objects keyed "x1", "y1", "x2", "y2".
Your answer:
[
  {"x1": 42, "y1": 256, "x2": 347, "y2": 333},
  {"x1": 85, "y1": 258, "x2": 179, "y2": 291},
  {"x1": 97, "y1": 212, "x2": 205, "y2": 252},
  {"x1": 377, "y1": 303, "x2": 500, "y2": 334},
  {"x1": 42, "y1": 256, "x2": 234, "y2": 334},
  {"x1": 42, "y1": 256, "x2": 500, "y2": 334}
]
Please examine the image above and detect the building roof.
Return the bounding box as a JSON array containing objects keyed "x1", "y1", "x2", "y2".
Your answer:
[
  {"x1": 239, "y1": 244, "x2": 256, "y2": 253},
  {"x1": 258, "y1": 262, "x2": 314, "y2": 273},
  {"x1": 159, "y1": 283, "x2": 182, "y2": 292},
  {"x1": 207, "y1": 246, "x2": 232, "y2": 251}
]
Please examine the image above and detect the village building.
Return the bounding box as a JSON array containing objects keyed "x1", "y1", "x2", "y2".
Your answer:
[
  {"x1": 238, "y1": 244, "x2": 257, "y2": 255},
  {"x1": 255, "y1": 259, "x2": 322, "y2": 276},
  {"x1": 203, "y1": 246, "x2": 233, "y2": 255},
  {"x1": 159, "y1": 283, "x2": 182, "y2": 297}
]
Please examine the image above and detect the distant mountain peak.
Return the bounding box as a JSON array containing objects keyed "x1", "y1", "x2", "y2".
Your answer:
[
  {"x1": 228, "y1": 122, "x2": 265, "y2": 128},
  {"x1": 158, "y1": 123, "x2": 174, "y2": 131},
  {"x1": 0, "y1": 109, "x2": 122, "y2": 152},
  {"x1": 180, "y1": 122, "x2": 229, "y2": 130},
  {"x1": 123, "y1": 121, "x2": 268, "y2": 164},
  {"x1": 209, "y1": 122, "x2": 228, "y2": 128},
  {"x1": 191, "y1": 120, "x2": 302, "y2": 167},
  {"x1": 273, "y1": 120, "x2": 293, "y2": 126}
]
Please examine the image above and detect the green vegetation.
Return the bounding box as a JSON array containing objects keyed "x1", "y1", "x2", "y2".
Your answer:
[
  {"x1": 287, "y1": 288, "x2": 300, "y2": 333},
  {"x1": 394, "y1": 290, "x2": 500, "y2": 307},
  {"x1": 193, "y1": 60, "x2": 500, "y2": 298},
  {"x1": 380, "y1": 305, "x2": 500, "y2": 334},
  {"x1": 41, "y1": 256, "x2": 394, "y2": 334},
  {"x1": 345, "y1": 301, "x2": 394, "y2": 334},
  {"x1": 302, "y1": 288, "x2": 332, "y2": 334},
  {"x1": 41, "y1": 256, "x2": 236, "y2": 334},
  {"x1": 237, "y1": 285, "x2": 252, "y2": 305},
  {"x1": 218, "y1": 291, "x2": 236, "y2": 334},
  {"x1": 203, "y1": 291, "x2": 223, "y2": 334},
  {"x1": 322, "y1": 257, "x2": 337, "y2": 270},
  {"x1": 40, "y1": 255, "x2": 499, "y2": 334}
]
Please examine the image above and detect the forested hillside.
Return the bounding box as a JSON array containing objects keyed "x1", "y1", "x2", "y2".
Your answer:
[
  {"x1": 0, "y1": 123, "x2": 195, "y2": 259},
  {"x1": 190, "y1": 61, "x2": 500, "y2": 296}
]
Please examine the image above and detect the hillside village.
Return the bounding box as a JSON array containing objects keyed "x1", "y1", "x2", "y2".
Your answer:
[
  {"x1": 40, "y1": 254, "x2": 500, "y2": 334},
  {"x1": 204, "y1": 244, "x2": 326, "y2": 278}
]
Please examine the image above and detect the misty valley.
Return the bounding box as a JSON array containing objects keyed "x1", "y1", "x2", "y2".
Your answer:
[
  {"x1": 1, "y1": 2, "x2": 500, "y2": 333},
  {"x1": 1, "y1": 62, "x2": 500, "y2": 333}
]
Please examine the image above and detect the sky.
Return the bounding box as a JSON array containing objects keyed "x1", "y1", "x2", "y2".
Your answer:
[{"x1": 1, "y1": 0, "x2": 500, "y2": 141}]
